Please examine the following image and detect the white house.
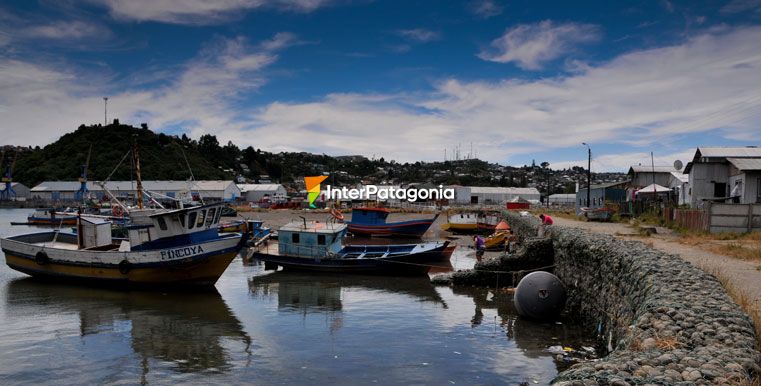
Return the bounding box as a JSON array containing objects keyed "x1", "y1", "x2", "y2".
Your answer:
[
  {"x1": 684, "y1": 147, "x2": 761, "y2": 207},
  {"x1": 237, "y1": 183, "x2": 287, "y2": 202},
  {"x1": 453, "y1": 186, "x2": 541, "y2": 205}
]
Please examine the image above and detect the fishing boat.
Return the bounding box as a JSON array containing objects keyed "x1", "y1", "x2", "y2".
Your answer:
[
  {"x1": 1, "y1": 203, "x2": 248, "y2": 286},
  {"x1": 252, "y1": 220, "x2": 452, "y2": 275},
  {"x1": 346, "y1": 207, "x2": 438, "y2": 237},
  {"x1": 0, "y1": 142, "x2": 248, "y2": 287},
  {"x1": 440, "y1": 212, "x2": 478, "y2": 233},
  {"x1": 219, "y1": 219, "x2": 247, "y2": 233},
  {"x1": 23, "y1": 208, "x2": 78, "y2": 226}
]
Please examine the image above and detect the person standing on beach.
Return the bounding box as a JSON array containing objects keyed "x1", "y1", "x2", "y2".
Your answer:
[{"x1": 473, "y1": 235, "x2": 485, "y2": 261}]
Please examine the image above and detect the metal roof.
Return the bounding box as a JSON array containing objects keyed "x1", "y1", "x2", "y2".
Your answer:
[
  {"x1": 237, "y1": 183, "x2": 285, "y2": 192},
  {"x1": 696, "y1": 147, "x2": 761, "y2": 159},
  {"x1": 467, "y1": 186, "x2": 540, "y2": 195},
  {"x1": 727, "y1": 158, "x2": 761, "y2": 171},
  {"x1": 628, "y1": 165, "x2": 678, "y2": 174},
  {"x1": 32, "y1": 180, "x2": 237, "y2": 192},
  {"x1": 670, "y1": 172, "x2": 689, "y2": 183},
  {"x1": 549, "y1": 193, "x2": 576, "y2": 198}
]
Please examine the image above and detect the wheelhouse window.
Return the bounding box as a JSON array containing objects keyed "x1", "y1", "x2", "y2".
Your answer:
[
  {"x1": 179, "y1": 213, "x2": 186, "y2": 227},
  {"x1": 157, "y1": 217, "x2": 168, "y2": 231},
  {"x1": 214, "y1": 208, "x2": 221, "y2": 224},
  {"x1": 758, "y1": 178, "x2": 761, "y2": 203},
  {"x1": 187, "y1": 212, "x2": 197, "y2": 229},
  {"x1": 197, "y1": 210, "x2": 206, "y2": 227},
  {"x1": 318, "y1": 234, "x2": 326, "y2": 245},
  {"x1": 292, "y1": 233, "x2": 300, "y2": 243},
  {"x1": 206, "y1": 208, "x2": 217, "y2": 226}
]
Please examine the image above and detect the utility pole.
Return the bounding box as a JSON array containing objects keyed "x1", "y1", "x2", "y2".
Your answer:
[
  {"x1": 583, "y1": 143, "x2": 591, "y2": 207},
  {"x1": 103, "y1": 97, "x2": 109, "y2": 125}
]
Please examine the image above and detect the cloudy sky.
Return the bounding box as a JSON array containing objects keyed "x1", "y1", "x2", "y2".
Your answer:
[{"x1": 1, "y1": 0, "x2": 761, "y2": 171}]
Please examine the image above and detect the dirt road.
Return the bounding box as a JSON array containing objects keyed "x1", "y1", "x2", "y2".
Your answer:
[{"x1": 553, "y1": 217, "x2": 761, "y2": 321}]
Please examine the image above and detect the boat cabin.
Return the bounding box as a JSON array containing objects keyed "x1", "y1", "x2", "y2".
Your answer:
[
  {"x1": 350, "y1": 207, "x2": 391, "y2": 225},
  {"x1": 277, "y1": 220, "x2": 346, "y2": 258},
  {"x1": 123, "y1": 203, "x2": 225, "y2": 251}
]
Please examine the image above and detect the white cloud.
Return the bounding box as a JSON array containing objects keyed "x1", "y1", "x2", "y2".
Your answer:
[
  {"x1": 3, "y1": 27, "x2": 761, "y2": 170},
  {"x1": 721, "y1": 0, "x2": 761, "y2": 14},
  {"x1": 396, "y1": 28, "x2": 440, "y2": 43},
  {"x1": 22, "y1": 20, "x2": 110, "y2": 40},
  {"x1": 0, "y1": 34, "x2": 287, "y2": 145},
  {"x1": 478, "y1": 20, "x2": 601, "y2": 70},
  {"x1": 468, "y1": 0, "x2": 503, "y2": 19},
  {"x1": 86, "y1": 0, "x2": 332, "y2": 25}
]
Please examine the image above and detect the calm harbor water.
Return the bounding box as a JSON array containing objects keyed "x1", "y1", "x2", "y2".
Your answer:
[{"x1": 0, "y1": 208, "x2": 597, "y2": 385}]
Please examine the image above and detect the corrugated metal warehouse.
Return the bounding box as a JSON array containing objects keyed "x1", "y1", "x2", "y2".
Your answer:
[
  {"x1": 453, "y1": 186, "x2": 541, "y2": 204},
  {"x1": 30, "y1": 180, "x2": 240, "y2": 202},
  {"x1": 548, "y1": 193, "x2": 576, "y2": 206},
  {"x1": 0, "y1": 182, "x2": 31, "y2": 200},
  {"x1": 237, "y1": 184, "x2": 288, "y2": 202}
]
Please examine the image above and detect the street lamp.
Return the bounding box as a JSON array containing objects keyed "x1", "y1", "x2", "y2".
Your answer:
[{"x1": 582, "y1": 143, "x2": 591, "y2": 207}]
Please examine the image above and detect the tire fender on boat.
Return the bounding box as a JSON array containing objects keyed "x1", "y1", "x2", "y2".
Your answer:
[
  {"x1": 34, "y1": 251, "x2": 50, "y2": 265},
  {"x1": 118, "y1": 259, "x2": 131, "y2": 275},
  {"x1": 330, "y1": 208, "x2": 345, "y2": 222}
]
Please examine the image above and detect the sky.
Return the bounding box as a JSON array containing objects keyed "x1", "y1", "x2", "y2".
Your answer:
[{"x1": 1, "y1": 0, "x2": 761, "y2": 171}]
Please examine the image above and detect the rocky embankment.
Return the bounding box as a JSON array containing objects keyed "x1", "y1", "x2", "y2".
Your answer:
[
  {"x1": 435, "y1": 211, "x2": 761, "y2": 384},
  {"x1": 504, "y1": 212, "x2": 760, "y2": 385}
]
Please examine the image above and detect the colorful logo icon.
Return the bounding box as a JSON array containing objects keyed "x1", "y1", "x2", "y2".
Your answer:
[{"x1": 304, "y1": 175, "x2": 328, "y2": 208}]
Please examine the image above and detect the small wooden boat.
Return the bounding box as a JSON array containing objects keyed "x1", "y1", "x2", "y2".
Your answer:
[
  {"x1": 346, "y1": 207, "x2": 438, "y2": 237},
  {"x1": 219, "y1": 219, "x2": 247, "y2": 233},
  {"x1": 25, "y1": 208, "x2": 78, "y2": 226},
  {"x1": 252, "y1": 220, "x2": 451, "y2": 275},
  {"x1": 440, "y1": 212, "x2": 478, "y2": 232},
  {"x1": 477, "y1": 212, "x2": 501, "y2": 231}
]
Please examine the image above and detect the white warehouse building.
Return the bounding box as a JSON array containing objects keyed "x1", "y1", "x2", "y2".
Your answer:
[
  {"x1": 453, "y1": 186, "x2": 541, "y2": 205},
  {"x1": 237, "y1": 183, "x2": 288, "y2": 202},
  {"x1": 30, "y1": 180, "x2": 240, "y2": 202}
]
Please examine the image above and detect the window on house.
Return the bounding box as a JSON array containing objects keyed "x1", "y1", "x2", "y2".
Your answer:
[
  {"x1": 187, "y1": 212, "x2": 197, "y2": 229},
  {"x1": 292, "y1": 233, "x2": 300, "y2": 243},
  {"x1": 157, "y1": 217, "x2": 167, "y2": 231},
  {"x1": 714, "y1": 182, "x2": 726, "y2": 198},
  {"x1": 318, "y1": 234, "x2": 326, "y2": 245}
]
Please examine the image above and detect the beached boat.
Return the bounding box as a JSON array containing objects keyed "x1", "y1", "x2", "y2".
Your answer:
[
  {"x1": 1, "y1": 203, "x2": 248, "y2": 286},
  {"x1": 346, "y1": 207, "x2": 438, "y2": 237},
  {"x1": 441, "y1": 212, "x2": 479, "y2": 232},
  {"x1": 252, "y1": 220, "x2": 451, "y2": 275},
  {"x1": 477, "y1": 212, "x2": 501, "y2": 231}
]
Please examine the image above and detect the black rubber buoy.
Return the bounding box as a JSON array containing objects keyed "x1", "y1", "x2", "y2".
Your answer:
[{"x1": 514, "y1": 271, "x2": 566, "y2": 320}]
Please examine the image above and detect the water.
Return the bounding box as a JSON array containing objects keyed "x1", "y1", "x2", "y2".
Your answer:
[{"x1": 0, "y1": 208, "x2": 597, "y2": 385}]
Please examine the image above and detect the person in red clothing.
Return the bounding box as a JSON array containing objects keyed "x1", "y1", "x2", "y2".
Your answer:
[{"x1": 538, "y1": 214, "x2": 553, "y2": 237}]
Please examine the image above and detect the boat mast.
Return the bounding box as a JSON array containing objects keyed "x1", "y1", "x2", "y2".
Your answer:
[{"x1": 133, "y1": 138, "x2": 144, "y2": 209}]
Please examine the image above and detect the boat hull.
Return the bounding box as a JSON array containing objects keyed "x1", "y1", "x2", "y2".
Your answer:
[
  {"x1": 347, "y1": 218, "x2": 436, "y2": 237},
  {"x1": 253, "y1": 242, "x2": 450, "y2": 276},
  {"x1": 441, "y1": 223, "x2": 478, "y2": 232},
  {"x1": 1, "y1": 232, "x2": 246, "y2": 287}
]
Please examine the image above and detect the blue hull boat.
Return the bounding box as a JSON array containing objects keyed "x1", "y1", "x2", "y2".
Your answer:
[
  {"x1": 347, "y1": 207, "x2": 438, "y2": 238},
  {"x1": 252, "y1": 220, "x2": 453, "y2": 275}
]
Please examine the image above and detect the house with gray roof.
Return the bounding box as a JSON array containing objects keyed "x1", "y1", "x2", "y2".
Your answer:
[{"x1": 684, "y1": 146, "x2": 761, "y2": 207}]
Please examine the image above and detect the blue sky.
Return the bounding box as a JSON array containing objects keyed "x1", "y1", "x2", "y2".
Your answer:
[{"x1": 1, "y1": 0, "x2": 761, "y2": 171}]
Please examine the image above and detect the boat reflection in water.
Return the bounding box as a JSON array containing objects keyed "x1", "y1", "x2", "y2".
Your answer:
[
  {"x1": 4, "y1": 279, "x2": 252, "y2": 375},
  {"x1": 248, "y1": 271, "x2": 448, "y2": 314}
]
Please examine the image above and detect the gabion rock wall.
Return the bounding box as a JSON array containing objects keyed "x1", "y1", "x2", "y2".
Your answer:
[{"x1": 503, "y1": 211, "x2": 760, "y2": 385}]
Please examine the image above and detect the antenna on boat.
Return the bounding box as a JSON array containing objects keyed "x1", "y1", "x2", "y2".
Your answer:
[
  {"x1": 174, "y1": 143, "x2": 203, "y2": 206},
  {"x1": 132, "y1": 136, "x2": 144, "y2": 209}
]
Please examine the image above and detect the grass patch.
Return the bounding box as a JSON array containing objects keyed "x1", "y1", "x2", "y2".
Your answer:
[{"x1": 705, "y1": 267, "x2": 761, "y2": 385}]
